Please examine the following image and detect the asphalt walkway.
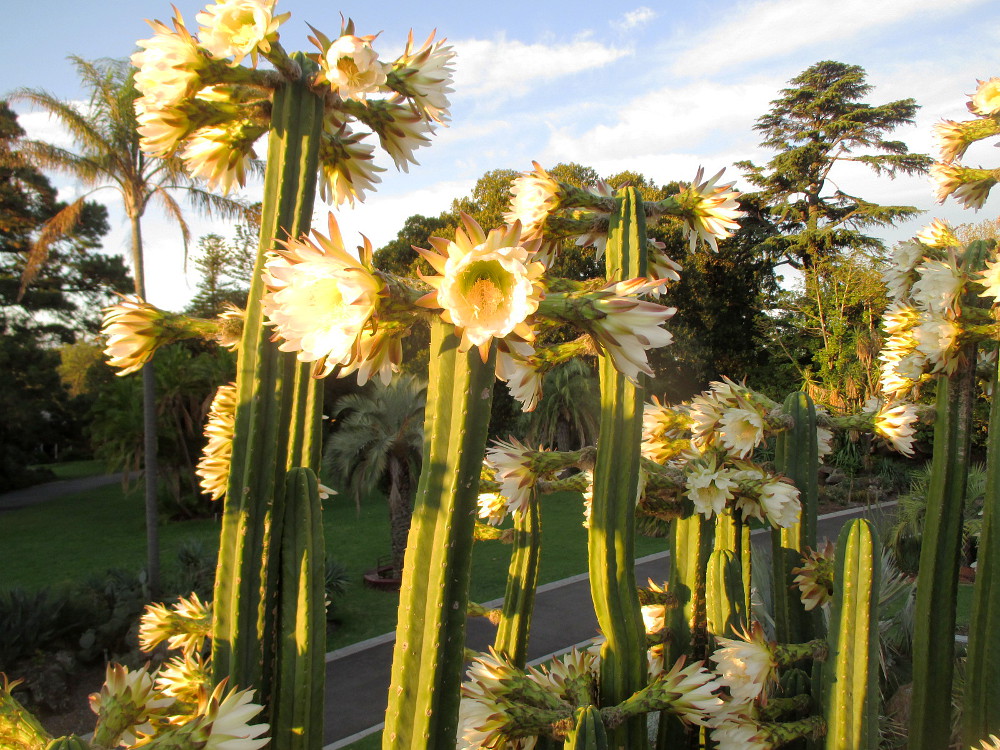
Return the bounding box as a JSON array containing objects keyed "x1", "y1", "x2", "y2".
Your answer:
[{"x1": 0, "y1": 472, "x2": 124, "y2": 512}]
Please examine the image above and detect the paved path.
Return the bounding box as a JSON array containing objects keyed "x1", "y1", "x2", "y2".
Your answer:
[
  {"x1": 321, "y1": 502, "x2": 899, "y2": 748},
  {"x1": 0, "y1": 473, "x2": 124, "y2": 512}
]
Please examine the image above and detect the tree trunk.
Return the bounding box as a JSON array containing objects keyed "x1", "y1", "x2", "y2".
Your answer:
[
  {"x1": 131, "y1": 212, "x2": 160, "y2": 595},
  {"x1": 387, "y1": 453, "x2": 412, "y2": 579}
]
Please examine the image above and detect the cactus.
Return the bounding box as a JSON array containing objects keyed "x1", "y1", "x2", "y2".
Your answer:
[
  {"x1": 771, "y1": 391, "x2": 820, "y2": 644},
  {"x1": 271, "y1": 468, "x2": 326, "y2": 750},
  {"x1": 909, "y1": 240, "x2": 991, "y2": 750},
  {"x1": 589, "y1": 187, "x2": 650, "y2": 749},
  {"x1": 963, "y1": 323, "x2": 1000, "y2": 745},
  {"x1": 383, "y1": 320, "x2": 497, "y2": 748},
  {"x1": 821, "y1": 518, "x2": 880, "y2": 750},
  {"x1": 210, "y1": 55, "x2": 325, "y2": 706},
  {"x1": 494, "y1": 490, "x2": 543, "y2": 668},
  {"x1": 44, "y1": 739, "x2": 89, "y2": 750},
  {"x1": 705, "y1": 548, "x2": 746, "y2": 639},
  {"x1": 564, "y1": 706, "x2": 610, "y2": 750}
]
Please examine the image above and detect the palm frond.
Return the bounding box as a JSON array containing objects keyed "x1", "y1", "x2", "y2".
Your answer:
[
  {"x1": 14, "y1": 139, "x2": 108, "y2": 186},
  {"x1": 154, "y1": 189, "x2": 192, "y2": 266},
  {"x1": 19, "y1": 197, "x2": 88, "y2": 299},
  {"x1": 8, "y1": 87, "x2": 113, "y2": 158}
]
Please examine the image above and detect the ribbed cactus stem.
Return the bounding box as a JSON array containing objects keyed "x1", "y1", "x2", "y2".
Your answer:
[
  {"x1": 0, "y1": 681, "x2": 50, "y2": 750},
  {"x1": 384, "y1": 320, "x2": 497, "y2": 748},
  {"x1": 822, "y1": 519, "x2": 880, "y2": 750},
  {"x1": 706, "y1": 548, "x2": 746, "y2": 639},
  {"x1": 772, "y1": 391, "x2": 820, "y2": 643},
  {"x1": 909, "y1": 240, "x2": 990, "y2": 750},
  {"x1": 271, "y1": 468, "x2": 326, "y2": 750},
  {"x1": 211, "y1": 55, "x2": 324, "y2": 705},
  {"x1": 657, "y1": 514, "x2": 713, "y2": 750},
  {"x1": 590, "y1": 187, "x2": 649, "y2": 750},
  {"x1": 962, "y1": 248, "x2": 1000, "y2": 746},
  {"x1": 494, "y1": 490, "x2": 543, "y2": 668},
  {"x1": 564, "y1": 706, "x2": 610, "y2": 750}
]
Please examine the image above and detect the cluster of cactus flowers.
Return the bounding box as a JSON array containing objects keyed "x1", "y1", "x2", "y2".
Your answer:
[{"x1": 5, "y1": 0, "x2": 1000, "y2": 744}]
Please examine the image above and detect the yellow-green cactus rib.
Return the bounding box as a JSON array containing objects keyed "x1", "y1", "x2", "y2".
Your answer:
[
  {"x1": 961, "y1": 242, "x2": 1000, "y2": 747},
  {"x1": 771, "y1": 391, "x2": 820, "y2": 643},
  {"x1": 494, "y1": 491, "x2": 543, "y2": 668},
  {"x1": 657, "y1": 513, "x2": 713, "y2": 750},
  {"x1": 211, "y1": 55, "x2": 324, "y2": 704},
  {"x1": 271, "y1": 468, "x2": 326, "y2": 750},
  {"x1": 590, "y1": 187, "x2": 649, "y2": 749},
  {"x1": 909, "y1": 240, "x2": 991, "y2": 750},
  {"x1": 0, "y1": 680, "x2": 51, "y2": 750},
  {"x1": 706, "y1": 549, "x2": 746, "y2": 639},
  {"x1": 383, "y1": 320, "x2": 497, "y2": 748},
  {"x1": 821, "y1": 519, "x2": 880, "y2": 750},
  {"x1": 564, "y1": 706, "x2": 610, "y2": 750}
]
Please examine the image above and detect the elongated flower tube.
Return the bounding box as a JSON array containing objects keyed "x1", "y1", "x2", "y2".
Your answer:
[
  {"x1": 930, "y1": 162, "x2": 998, "y2": 209},
  {"x1": 388, "y1": 30, "x2": 456, "y2": 124},
  {"x1": 132, "y1": 11, "x2": 207, "y2": 108},
  {"x1": 671, "y1": 167, "x2": 743, "y2": 251},
  {"x1": 480, "y1": 437, "x2": 541, "y2": 524},
  {"x1": 139, "y1": 592, "x2": 213, "y2": 656},
  {"x1": 196, "y1": 383, "x2": 237, "y2": 501},
  {"x1": 711, "y1": 624, "x2": 776, "y2": 704},
  {"x1": 415, "y1": 214, "x2": 545, "y2": 359},
  {"x1": 791, "y1": 541, "x2": 835, "y2": 612},
  {"x1": 318, "y1": 123, "x2": 385, "y2": 205},
  {"x1": 977, "y1": 255, "x2": 1000, "y2": 304},
  {"x1": 89, "y1": 664, "x2": 173, "y2": 748},
  {"x1": 872, "y1": 401, "x2": 920, "y2": 456},
  {"x1": 156, "y1": 653, "x2": 211, "y2": 704},
  {"x1": 262, "y1": 212, "x2": 384, "y2": 377},
  {"x1": 915, "y1": 218, "x2": 960, "y2": 249},
  {"x1": 101, "y1": 295, "x2": 171, "y2": 375}
]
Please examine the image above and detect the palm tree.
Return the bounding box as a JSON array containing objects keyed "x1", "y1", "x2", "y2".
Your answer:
[
  {"x1": 527, "y1": 358, "x2": 600, "y2": 452},
  {"x1": 9, "y1": 57, "x2": 250, "y2": 593},
  {"x1": 323, "y1": 376, "x2": 426, "y2": 579}
]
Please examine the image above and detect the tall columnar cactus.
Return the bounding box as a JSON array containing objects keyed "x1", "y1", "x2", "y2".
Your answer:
[
  {"x1": 384, "y1": 320, "x2": 497, "y2": 748},
  {"x1": 963, "y1": 317, "x2": 1000, "y2": 745},
  {"x1": 211, "y1": 62, "x2": 325, "y2": 706},
  {"x1": 705, "y1": 548, "x2": 746, "y2": 639},
  {"x1": 494, "y1": 490, "x2": 543, "y2": 668},
  {"x1": 821, "y1": 519, "x2": 880, "y2": 750},
  {"x1": 771, "y1": 391, "x2": 820, "y2": 643},
  {"x1": 271, "y1": 467, "x2": 326, "y2": 750},
  {"x1": 589, "y1": 187, "x2": 650, "y2": 749},
  {"x1": 909, "y1": 240, "x2": 991, "y2": 750}
]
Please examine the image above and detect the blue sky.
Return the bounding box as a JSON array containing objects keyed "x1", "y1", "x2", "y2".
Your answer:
[{"x1": 3, "y1": 0, "x2": 1000, "y2": 309}]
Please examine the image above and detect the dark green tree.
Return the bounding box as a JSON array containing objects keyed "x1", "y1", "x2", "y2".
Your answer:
[
  {"x1": 737, "y1": 60, "x2": 931, "y2": 269},
  {"x1": 737, "y1": 61, "x2": 932, "y2": 406},
  {"x1": 185, "y1": 233, "x2": 251, "y2": 318}
]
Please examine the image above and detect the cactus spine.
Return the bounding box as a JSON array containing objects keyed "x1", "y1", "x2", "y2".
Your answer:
[
  {"x1": 495, "y1": 490, "x2": 543, "y2": 668},
  {"x1": 211, "y1": 55, "x2": 325, "y2": 715},
  {"x1": 909, "y1": 240, "x2": 991, "y2": 750},
  {"x1": 271, "y1": 468, "x2": 326, "y2": 750},
  {"x1": 384, "y1": 320, "x2": 497, "y2": 748},
  {"x1": 590, "y1": 187, "x2": 649, "y2": 749},
  {"x1": 772, "y1": 391, "x2": 820, "y2": 643},
  {"x1": 821, "y1": 519, "x2": 880, "y2": 750},
  {"x1": 962, "y1": 246, "x2": 1000, "y2": 746}
]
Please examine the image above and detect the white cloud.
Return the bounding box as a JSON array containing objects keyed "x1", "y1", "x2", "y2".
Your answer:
[
  {"x1": 451, "y1": 33, "x2": 629, "y2": 99},
  {"x1": 670, "y1": 0, "x2": 988, "y2": 76},
  {"x1": 543, "y1": 79, "x2": 776, "y2": 167},
  {"x1": 614, "y1": 7, "x2": 657, "y2": 32}
]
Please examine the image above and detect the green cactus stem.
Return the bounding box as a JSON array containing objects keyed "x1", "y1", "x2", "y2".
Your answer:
[
  {"x1": 589, "y1": 187, "x2": 649, "y2": 749},
  {"x1": 909, "y1": 240, "x2": 991, "y2": 750},
  {"x1": 564, "y1": 706, "x2": 610, "y2": 750},
  {"x1": 706, "y1": 548, "x2": 746, "y2": 639},
  {"x1": 772, "y1": 391, "x2": 820, "y2": 644},
  {"x1": 494, "y1": 490, "x2": 543, "y2": 668},
  {"x1": 0, "y1": 678, "x2": 50, "y2": 750},
  {"x1": 656, "y1": 513, "x2": 713, "y2": 750},
  {"x1": 383, "y1": 320, "x2": 497, "y2": 748},
  {"x1": 822, "y1": 519, "x2": 880, "y2": 750},
  {"x1": 963, "y1": 296, "x2": 1000, "y2": 746},
  {"x1": 271, "y1": 468, "x2": 326, "y2": 750},
  {"x1": 211, "y1": 54, "x2": 325, "y2": 705}
]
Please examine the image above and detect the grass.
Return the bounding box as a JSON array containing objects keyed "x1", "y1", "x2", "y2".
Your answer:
[
  {"x1": 0, "y1": 478, "x2": 668, "y2": 652},
  {"x1": 27, "y1": 459, "x2": 109, "y2": 481}
]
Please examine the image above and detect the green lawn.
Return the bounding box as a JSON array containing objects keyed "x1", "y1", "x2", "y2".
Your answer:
[
  {"x1": 0, "y1": 480, "x2": 668, "y2": 652},
  {"x1": 28, "y1": 459, "x2": 110, "y2": 481}
]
